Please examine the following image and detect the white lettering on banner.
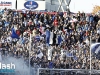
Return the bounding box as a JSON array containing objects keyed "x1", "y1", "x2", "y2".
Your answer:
[
  {"x1": 0, "y1": 0, "x2": 16, "y2": 9},
  {"x1": 0, "y1": 62, "x2": 15, "y2": 69},
  {"x1": 26, "y1": 5, "x2": 37, "y2": 7},
  {"x1": 0, "y1": 62, "x2": 15, "y2": 73},
  {"x1": 17, "y1": 0, "x2": 45, "y2": 10}
]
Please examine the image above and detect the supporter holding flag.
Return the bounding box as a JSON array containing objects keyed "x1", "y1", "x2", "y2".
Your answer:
[{"x1": 11, "y1": 27, "x2": 20, "y2": 39}]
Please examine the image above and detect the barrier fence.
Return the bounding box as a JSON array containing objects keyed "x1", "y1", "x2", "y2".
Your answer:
[
  {"x1": 37, "y1": 68, "x2": 100, "y2": 75},
  {"x1": 1, "y1": 68, "x2": 100, "y2": 75}
]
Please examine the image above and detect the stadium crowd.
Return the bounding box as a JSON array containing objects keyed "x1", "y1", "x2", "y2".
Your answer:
[{"x1": 0, "y1": 8, "x2": 100, "y2": 72}]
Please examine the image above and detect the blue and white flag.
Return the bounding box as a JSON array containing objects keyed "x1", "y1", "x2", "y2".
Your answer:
[
  {"x1": 91, "y1": 43, "x2": 100, "y2": 54},
  {"x1": 46, "y1": 30, "x2": 63, "y2": 46},
  {"x1": 46, "y1": 30, "x2": 50, "y2": 46},
  {"x1": 49, "y1": 31, "x2": 53, "y2": 45},
  {"x1": 37, "y1": 49, "x2": 43, "y2": 59},
  {"x1": 66, "y1": 53, "x2": 74, "y2": 57},
  {"x1": 58, "y1": 35, "x2": 63, "y2": 45},
  {"x1": 48, "y1": 46, "x2": 53, "y2": 60}
]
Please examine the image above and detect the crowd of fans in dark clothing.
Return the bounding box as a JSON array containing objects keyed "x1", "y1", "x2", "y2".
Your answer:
[{"x1": 0, "y1": 8, "x2": 100, "y2": 75}]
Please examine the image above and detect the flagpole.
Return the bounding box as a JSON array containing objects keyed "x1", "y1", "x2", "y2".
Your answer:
[
  {"x1": 90, "y1": 36, "x2": 91, "y2": 75},
  {"x1": 16, "y1": 0, "x2": 17, "y2": 10},
  {"x1": 29, "y1": 33, "x2": 31, "y2": 75},
  {"x1": 29, "y1": 3, "x2": 32, "y2": 75}
]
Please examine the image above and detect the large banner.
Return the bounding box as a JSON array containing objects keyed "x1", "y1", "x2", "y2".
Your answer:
[
  {"x1": 17, "y1": 0, "x2": 45, "y2": 10},
  {"x1": 0, "y1": 0, "x2": 16, "y2": 9}
]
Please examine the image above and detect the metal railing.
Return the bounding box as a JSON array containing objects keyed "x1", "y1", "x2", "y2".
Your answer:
[{"x1": 37, "y1": 68, "x2": 100, "y2": 75}]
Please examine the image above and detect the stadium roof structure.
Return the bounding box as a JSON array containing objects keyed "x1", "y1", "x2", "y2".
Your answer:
[{"x1": 57, "y1": 0, "x2": 71, "y2": 12}]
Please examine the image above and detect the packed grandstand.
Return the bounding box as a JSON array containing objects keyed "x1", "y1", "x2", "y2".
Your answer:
[{"x1": 0, "y1": 7, "x2": 99, "y2": 75}]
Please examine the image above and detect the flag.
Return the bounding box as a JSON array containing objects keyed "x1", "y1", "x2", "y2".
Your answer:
[
  {"x1": 49, "y1": 62, "x2": 53, "y2": 68},
  {"x1": 73, "y1": 56, "x2": 78, "y2": 60},
  {"x1": 37, "y1": 49, "x2": 43, "y2": 59},
  {"x1": 66, "y1": 52, "x2": 73, "y2": 57},
  {"x1": 49, "y1": 31, "x2": 53, "y2": 45},
  {"x1": 56, "y1": 33, "x2": 63, "y2": 45},
  {"x1": 91, "y1": 43, "x2": 100, "y2": 60},
  {"x1": 46, "y1": 29, "x2": 50, "y2": 46},
  {"x1": 48, "y1": 46, "x2": 53, "y2": 60},
  {"x1": 91, "y1": 43, "x2": 100, "y2": 54},
  {"x1": 11, "y1": 28, "x2": 19, "y2": 39},
  {"x1": 58, "y1": 35, "x2": 62, "y2": 45},
  {"x1": 46, "y1": 30, "x2": 62, "y2": 46}
]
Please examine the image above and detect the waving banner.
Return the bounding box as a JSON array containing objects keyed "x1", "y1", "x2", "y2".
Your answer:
[{"x1": 91, "y1": 43, "x2": 100, "y2": 60}]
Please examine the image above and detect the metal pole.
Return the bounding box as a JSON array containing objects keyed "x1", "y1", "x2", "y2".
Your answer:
[
  {"x1": 29, "y1": 33, "x2": 31, "y2": 75},
  {"x1": 29, "y1": 3, "x2": 32, "y2": 74},
  {"x1": 90, "y1": 36, "x2": 91, "y2": 75}
]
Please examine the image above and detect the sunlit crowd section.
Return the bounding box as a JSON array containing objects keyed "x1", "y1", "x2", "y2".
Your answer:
[{"x1": 0, "y1": 8, "x2": 100, "y2": 72}]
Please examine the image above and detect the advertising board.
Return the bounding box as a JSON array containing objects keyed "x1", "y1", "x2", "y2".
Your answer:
[
  {"x1": 17, "y1": 0, "x2": 45, "y2": 10},
  {"x1": 0, "y1": 0, "x2": 16, "y2": 9}
]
